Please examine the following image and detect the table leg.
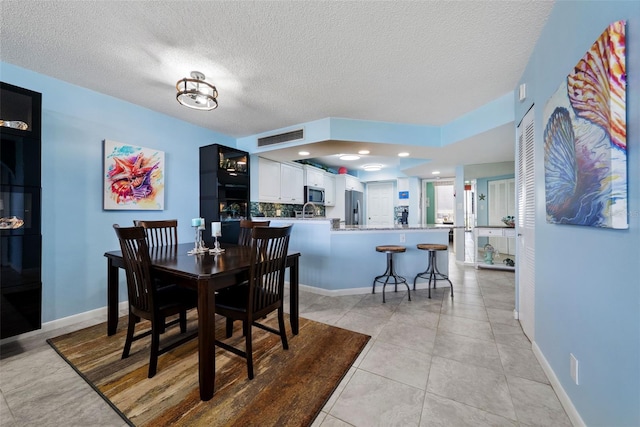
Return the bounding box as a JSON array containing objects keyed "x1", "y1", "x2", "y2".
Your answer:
[
  {"x1": 289, "y1": 256, "x2": 299, "y2": 335},
  {"x1": 107, "y1": 259, "x2": 119, "y2": 336},
  {"x1": 197, "y1": 278, "x2": 216, "y2": 401}
]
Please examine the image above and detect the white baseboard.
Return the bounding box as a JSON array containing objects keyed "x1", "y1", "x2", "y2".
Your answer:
[
  {"x1": 286, "y1": 281, "x2": 432, "y2": 297},
  {"x1": 532, "y1": 341, "x2": 585, "y2": 427},
  {"x1": 0, "y1": 301, "x2": 129, "y2": 346}
]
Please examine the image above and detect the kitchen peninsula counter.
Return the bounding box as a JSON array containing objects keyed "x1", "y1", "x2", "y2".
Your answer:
[
  {"x1": 254, "y1": 217, "x2": 458, "y2": 231},
  {"x1": 333, "y1": 224, "x2": 460, "y2": 231},
  {"x1": 259, "y1": 218, "x2": 456, "y2": 295}
]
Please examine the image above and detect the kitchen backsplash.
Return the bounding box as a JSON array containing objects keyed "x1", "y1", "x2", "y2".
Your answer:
[{"x1": 250, "y1": 202, "x2": 326, "y2": 218}]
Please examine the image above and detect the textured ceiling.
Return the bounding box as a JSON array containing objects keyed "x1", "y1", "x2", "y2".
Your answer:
[{"x1": 0, "y1": 0, "x2": 554, "y2": 177}]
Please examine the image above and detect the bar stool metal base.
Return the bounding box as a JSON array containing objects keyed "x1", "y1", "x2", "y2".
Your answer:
[
  {"x1": 372, "y1": 246, "x2": 411, "y2": 303},
  {"x1": 413, "y1": 244, "x2": 453, "y2": 299}
]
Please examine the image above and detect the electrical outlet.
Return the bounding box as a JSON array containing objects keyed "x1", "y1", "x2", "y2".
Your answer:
[
  {"x1": 570, "y1": 353, "x2": 579, "y2": 385},
  {"x1": 400, "y1": 234, "x2": 406, "y2": 243}
]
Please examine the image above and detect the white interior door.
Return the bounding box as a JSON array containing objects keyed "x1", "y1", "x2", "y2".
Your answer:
[
  {"x1": 517, "y1": 106, "x2": 536, "y2": 341},
  {"x1": 367, "y1": 182, "x2": 394, "y2": 225}
]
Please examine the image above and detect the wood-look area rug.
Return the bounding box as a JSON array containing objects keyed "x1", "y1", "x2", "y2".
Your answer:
[{"x1": 47, "y1": 313, "x2": 370, "y2": 427}]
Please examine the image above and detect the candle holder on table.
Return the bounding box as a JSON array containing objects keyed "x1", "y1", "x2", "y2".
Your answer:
[
  {"x1": 210, "y1": 221, "x2": 225, "y2": 254},
  {"x1": 188, "y1": 218, "x2": 208, "y2": 255}
]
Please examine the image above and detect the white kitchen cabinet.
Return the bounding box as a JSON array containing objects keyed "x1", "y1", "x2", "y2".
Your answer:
[
  {"x1": 258, "y1": 157, "x2": 281, "y2": 202},
  {"x1": 344, "y1": 174, "x2": 364, "y2": 193},
  {"x1": 323, "y1": 173, "x2": 336, "y2": 206},
  {"x1": 258, "y1": 158, "x2": 304, "y2": 204},
  {"x1": 474, "y1": 226, "x2": 516, "y2": 271},
  {"x1": 280, "y1": 162, "x2": 304, "y2": 204},
  {"x1": 304, "y1": 165, "x2": 325, "y2": 188}
]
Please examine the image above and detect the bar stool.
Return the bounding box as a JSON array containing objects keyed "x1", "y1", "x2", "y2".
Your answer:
[
  {"x1": 372, "y1": 245, "x2": 411, "y2": 303},
  {"x1": 413, "y1": 244, "x2": 453, "y2": 299}
]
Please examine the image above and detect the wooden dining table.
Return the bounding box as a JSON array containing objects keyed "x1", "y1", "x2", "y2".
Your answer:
[{"x1": 103, "y1": 242, "x2": 301, "y2": 401}]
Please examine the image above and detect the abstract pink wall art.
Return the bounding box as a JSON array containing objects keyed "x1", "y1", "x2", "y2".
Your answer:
[{"x1": 103, "y1": 139, "x2": 165, "y2": 210}]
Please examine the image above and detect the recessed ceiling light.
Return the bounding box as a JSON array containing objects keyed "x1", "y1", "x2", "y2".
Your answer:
[
  {"x1": 398, "y1": 152, "x2": 410, "y2": 157},
  {"x1": 358, "y1": 150, "x2": 370, "y2": 155},
  {"x1": 298, "y1": 151, "x2": 310, "y2": 156},
  {"x1": 432, "y1": 171, "x2": 440, "y2": 175},
  {"x1": 363, "y1": 164, "x2": 383, "y2": 171},
  {"x1": 339, "y1": 154, "x2": 360, "y2": 161}
]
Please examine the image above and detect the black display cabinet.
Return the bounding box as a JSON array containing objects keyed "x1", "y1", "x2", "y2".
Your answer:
[
  {"x1": 199, "y1": 144, "x2": 249, "y2": 245},
  {"x1": 1, "y1": 82, "x2": 42, "y2": 339}
]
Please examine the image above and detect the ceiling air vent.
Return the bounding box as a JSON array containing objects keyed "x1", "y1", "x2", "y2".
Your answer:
[{"x1": 258, "y1": 129, "x2": 304, "y2": 147}]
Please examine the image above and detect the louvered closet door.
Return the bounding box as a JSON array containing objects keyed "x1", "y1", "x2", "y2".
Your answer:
[{"x1": 517, "y1": 106, "x2": 536, "y2": 341}]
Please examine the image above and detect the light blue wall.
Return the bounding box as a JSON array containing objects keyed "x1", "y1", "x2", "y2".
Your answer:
[
  {"x1": 0, "y1": 62, "x2": 235, "y2": 322},
  {"x1": 515, "y1": 2, "x2": 640, "y2": 426}
]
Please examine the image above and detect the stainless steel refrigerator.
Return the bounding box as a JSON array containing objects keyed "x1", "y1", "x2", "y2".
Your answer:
[{"x1": 345, "y1": 190, "x2": 364, "y2": 226}]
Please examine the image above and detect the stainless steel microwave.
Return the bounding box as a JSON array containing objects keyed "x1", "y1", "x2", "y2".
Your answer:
[{"x1": 304, "y1": 186, "x2": 325, "y2": 205}]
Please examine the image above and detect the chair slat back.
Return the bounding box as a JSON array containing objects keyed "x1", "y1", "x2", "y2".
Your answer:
[
  {"x1": 247, "y1": 225, "x2": 292, "y2": 315},
  {"x1": 238, "y1": 219, "x2": 271, "y2": 246},
  {"x1": 133, "y1": 219, "x2": 178, "y2": 247},
  {"x1": 113, "y1": 225, "x2": 155, "y2": 314}
]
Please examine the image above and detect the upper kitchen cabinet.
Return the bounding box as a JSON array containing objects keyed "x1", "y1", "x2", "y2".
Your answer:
[
  {"x1": 323, "y1": 172, "x2": 336, "y2": 206},
  {"x1": 337, "y1": 174, "x2": 364, "y2": 193},
  {"x1": 258, "y1": 157, "x2": 281, "y2": 202},
  {"x1": 257, "y1": 157, "x2": 303, "y2": 204},
  {"x1": 280, "y1": 163, "x2": 304, "y2": 203},
  {"x1": 304, "y1": 165, "x2": 324, "y2": 188},
  {"x1": 199, "y1": 144, "x2": 249, "y2": 242}
]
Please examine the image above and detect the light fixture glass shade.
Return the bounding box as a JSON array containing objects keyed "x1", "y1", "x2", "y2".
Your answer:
[
  {"x1": 176, "y1": 71, "x2": 218, "y2": 110},
  {"x1": 339, "y1": 154, "x2": 360, "y2": 161},
  {"x1": 363, "y1": 164, "x2": 383, "y2": 171}
]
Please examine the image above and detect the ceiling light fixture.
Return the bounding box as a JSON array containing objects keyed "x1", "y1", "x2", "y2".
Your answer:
[
  {"x1": 358, "y1": 150, "x2": 370, "y2": 155},
  {"x1": 298, "y1": 151, "x2": 310, "y2": 156},
  {"x1": 398, "y1": 152, "x2": 410, "y2": 157},
  {"x1": 176, "y1": 71, "x2": 218, "y2": 111},
  {"x1": 339, "y1": 154, "x2": 360, "y2": 161},
  {"x1": 363, "y1": 164, "x2": 383, "y2": 172},
  {"x1": 432, "y1": 171, "x2": 440, "y2": 175}
]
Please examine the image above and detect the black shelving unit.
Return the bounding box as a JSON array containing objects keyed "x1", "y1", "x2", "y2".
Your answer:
[
  {"x1": 1, "y1": 82, "x2": 42, "y2": 339},
  {"x1": 199, "y1": 144, "x2": 249, "y2": 245}
]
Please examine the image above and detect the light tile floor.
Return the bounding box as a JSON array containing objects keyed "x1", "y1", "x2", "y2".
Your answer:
[{"x1": 0, "y1": 250, "x2": 571, "y2": 427}]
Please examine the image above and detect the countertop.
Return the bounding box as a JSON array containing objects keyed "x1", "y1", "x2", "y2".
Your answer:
[
  {"x1": 253, "y1": 217, "x2": 336, "y2": 221},
  {"x1": 255, "y1": 217, "x2": 462, "y2": 231},
  {"x1": 333, "y1": 224, "x2": 461, "y2": 231}
]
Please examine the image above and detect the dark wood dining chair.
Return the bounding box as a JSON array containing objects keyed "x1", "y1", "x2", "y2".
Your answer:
[
  {"x1": 133, "y1": 219, "x2": 178, "y2": 247},
  {"x1": 237, "y1": 219, "x2": 271, "y2": 246},
  {"x1": 113, "y1": 224, "x2": 198, "y2": 378},
  {"x1": 221, "y1": 219, "x2": 272, "y2": 335},
  {"x1": 214, "y1": 224, "x2": 293, "y2": 380}
]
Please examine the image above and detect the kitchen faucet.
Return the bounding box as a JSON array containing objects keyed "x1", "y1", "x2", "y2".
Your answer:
[{"x1": 302, "y1": 201, "x2": 316, "y2": 219}]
